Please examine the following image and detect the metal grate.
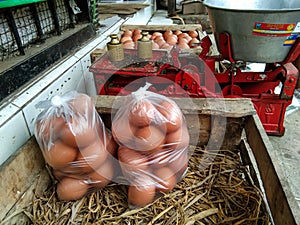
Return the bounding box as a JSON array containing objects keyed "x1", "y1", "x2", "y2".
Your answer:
[
  {"x1": 0, "y1": 0, "x2": 73, "y2": 61},
  {"x1": 14, "y1": 6, "x2": 39, "y2": 48},
  {"x1": 56, "y1": 0, "x2": 70, "y2": 30},
  {"x1": 0, "y1": 13, "x2": 16, "y2": 59},
  {"x1": 36, "y1": 1, "x2": 55, "y2": 34}
]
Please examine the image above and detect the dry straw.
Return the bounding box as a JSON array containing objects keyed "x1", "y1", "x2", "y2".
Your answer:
[{"x1": 28, "y1": 146, "x2": 271, "y2": 225}]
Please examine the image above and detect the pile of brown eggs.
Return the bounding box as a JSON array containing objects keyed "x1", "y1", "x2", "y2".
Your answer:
[
  {"x1": 120, "y1": 29, "x2": 201, "y2": 50},
  {"x1": 35, "y1": 93, "x2": 118, "y2": 201},
  {"x1": 35, "y1": 92, "x2": 190, "y2": 207},
  {"x1": 112, "y1": 96, "x2": 189, "y2": 208}
]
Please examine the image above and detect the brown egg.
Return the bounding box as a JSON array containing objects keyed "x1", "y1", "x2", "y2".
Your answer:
[
  {"x1": 133, "y1": 29, "x2": 141, "y2": 36},
  {"x1": 154, "y1": 35, "x2": 164, "y2": 42},
  {"x1": 146, "y1": 146, "x2": 172, "y2": 169},
  {"x1": 177, "y1": 42, "x2": 190, "y2": 49},
  {"x1": 156, "y1": 100, "x2": 183, "y2": 133},
  {"x1": 133, "y1": 33, "x2": 142, "y2": 42},
  {"x1": 129, "y1": 100, "x2": 156, "y2": 127},
  {"x1": 134, "y1": 125, "x2": 165, "y2": 152},
  {"x1": 163, "y1": 30, "x2": 173, "y2": 39},
  {"x1": 105, "y1": 131, "x2": 118, "y2": 157},
  {"x1": 177, "y1": 32, "x2": 189, "y2": 40},
  {"x1": 178, "y1": 37, "x2": 189, "y2": 44},
  {"x1": 165, "y1": 126, "x2": 189, "y2": 149},
  {"x1": 188, "y1": 30, "x2": 198, "y2": 38},
  {"x1": 118, "y1": 146, "x2": 149, "y2": 180},
  {"x1": 52, "y1": 169, "x2": 65, "y2": 180},
  {"x1": 152, "y1": 41, "x2": 160, "y2": 49},
  {"x1": 43, "y1": 140, "x2": 78, "y2": 169},
  {"x1": 166, "y1": 35, "x2": 178, "y2": 45},
  {"x1": 56, "y1": 177, "x2": 88, "y2": 201},
  {"x1": 128, "y1": 178, "x2": 156, "y2": 207},
  {"x1": 123, "y1": 30, "x2": 133, "y2": 37},
  {"x1": 121, "y1": 36, "x2": 132, "y2": 43},
  {"x1": 156, "y1": 39, "x2": 166, "y2": 49},
  {"x1": 152, "y1": 31, "x2": 163, "y2": 38},
  {"x1": 76, "y1": 139, "x2": 108, "y2": 173},
  {"x1": 112, "y1": 118, "x2": 136, "y2": 148},
  {"x1": 185, "y1": 35, "x2": 192, "y2": 43},
  {"x1": 123, "y1": 40, "x2": 135, "y2": 49},
  {"x1": 59, "y1": 118, "x2": 97, "y2": 148},
  {"x1": 168, "y1": 150, "x2": 188, "y2": 178},
  {"x1": 68, "y1": 93, "x2": 93, "y2": 116},
  {"x1": 161, "y1": 43, "x2": 173, "y2": 50},
  {"x1": 154, "y1": 167, "x2": 177, "y2": 193},
  {"x1": 189, "y1": 37, "x2": 200, "y2": 48},
  {"x1": 87, "y1": 159, "x2": 114, "y2": 188},
  {"x1": 36, "y1": 115, "x2": 65, "y2": 146},
  {"x1": 174, "y1": 30, "x2": 182, "y2": 36}
]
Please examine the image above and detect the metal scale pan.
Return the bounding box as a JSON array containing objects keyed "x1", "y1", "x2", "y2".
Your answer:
[{"x1": 203, "y1": 0, "x2": 300, "y2": 63}]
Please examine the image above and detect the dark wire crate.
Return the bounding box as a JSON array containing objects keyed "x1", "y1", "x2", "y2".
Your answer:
[{"x1": 0, "y1": 0, "x2": 72, "y2": 61}]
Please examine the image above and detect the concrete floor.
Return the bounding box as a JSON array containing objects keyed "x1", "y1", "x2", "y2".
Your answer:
[{"x1": 269, "y1": 92, "x2": 300, "y2": 208}]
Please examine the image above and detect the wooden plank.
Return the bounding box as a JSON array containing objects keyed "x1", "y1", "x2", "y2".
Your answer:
[
  {"x1": 120, "y1": 24, "x2": 202, "y2": 32},
  {"x1": 244, "y1": 114, "x2": 299, "y2": 225},
  {"x1": 97, "y1": 3, "x2": 150, "y2": 15},
  {"x1": 93, "y1": 96, "x2": 249, "y2": 149},
  {"x1": 93, "y1": 96, "x2": 256, "y2": 118},
  {"x1": 1, "y1": 169, "x2": 50, "y2": 224},
  {"x1": 240, "y1": 137, "x2": 274, "y2": 224},
  {"x1": 0, "y1": 137, "x2": 46, "y2": 222}
]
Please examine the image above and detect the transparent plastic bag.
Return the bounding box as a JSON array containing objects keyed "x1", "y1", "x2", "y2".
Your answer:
[
  {"x1": 34, "y1": 91, "x2": 118, "y2": 201},
  {"x1": 112, "y1": 83, "x2": 190, "y2": 208}
]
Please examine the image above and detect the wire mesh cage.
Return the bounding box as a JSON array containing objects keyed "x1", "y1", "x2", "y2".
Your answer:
[{"x1": 0, "y1": 0, "x2": 72, "y2": 61}]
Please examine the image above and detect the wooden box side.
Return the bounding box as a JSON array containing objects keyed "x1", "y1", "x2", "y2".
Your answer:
[
  {"x1": 0, "y1": 137, "x2": 49, "y2": 224},
  {"x1": 244, "y1": 114, "x2": 299, "y2": 225},
  {"x1": 120, "y1": 24, "x2": 203, "y2": 32}
]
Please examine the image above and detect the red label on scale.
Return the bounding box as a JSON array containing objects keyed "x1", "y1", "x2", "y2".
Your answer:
[{"x1": 252, "y1": 22, "x2": 296, "y2": 37}]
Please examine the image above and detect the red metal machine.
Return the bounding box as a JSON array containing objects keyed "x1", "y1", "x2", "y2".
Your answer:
[
  {"x1": 205, "y1": 34, "x2": 299, "y2": 136},
  {"x1": 90, "y1": 37, "x2": 299, "y2": 136}
]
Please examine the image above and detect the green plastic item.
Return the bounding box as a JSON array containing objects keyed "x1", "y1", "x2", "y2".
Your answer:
[{"x1": 0, "y1": 0, "x2": 46, "y2": 9}]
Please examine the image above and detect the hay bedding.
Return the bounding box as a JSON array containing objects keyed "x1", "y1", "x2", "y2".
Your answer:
[{"x1": 28, "y1": 146, "x2": 271, "y2": 225}]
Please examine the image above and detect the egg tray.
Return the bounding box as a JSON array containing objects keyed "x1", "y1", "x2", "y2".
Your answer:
[
  {"x1": 27, "y1": 146, "x2": 271, "y2": 225},
  {"x1": 118, "y1": 24, "x2": 205, "y2": 53}
]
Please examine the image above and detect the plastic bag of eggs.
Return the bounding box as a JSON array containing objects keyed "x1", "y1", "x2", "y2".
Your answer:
[
  {"x1": 34, "y1": 91, "x2": 118, "y2": 201},
  {"x1": 112, "y1": 84, "x2": 190, "y2": 208}
]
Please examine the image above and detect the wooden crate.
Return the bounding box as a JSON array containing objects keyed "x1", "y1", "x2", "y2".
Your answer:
[
  {"x1": 0, "y1": 97, "x2": 299, "y2": 224},
  {"x1": 120, "y1": 24, "x2": 203, "y2": 32}
]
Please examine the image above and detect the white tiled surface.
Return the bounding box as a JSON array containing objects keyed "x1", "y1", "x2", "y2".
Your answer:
[
  {"x1": 0, "y1": 103, "x2": 19, "y2": 125},
  {"x1": 0, "y1": 110, "x2": 30, "y2": 165},
  {"x1": 22, "y1": 60, "x2": 86, "y2": 136},
  {"x1": 11, "y1": 56, "x2": 80, "y2": 108}
]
